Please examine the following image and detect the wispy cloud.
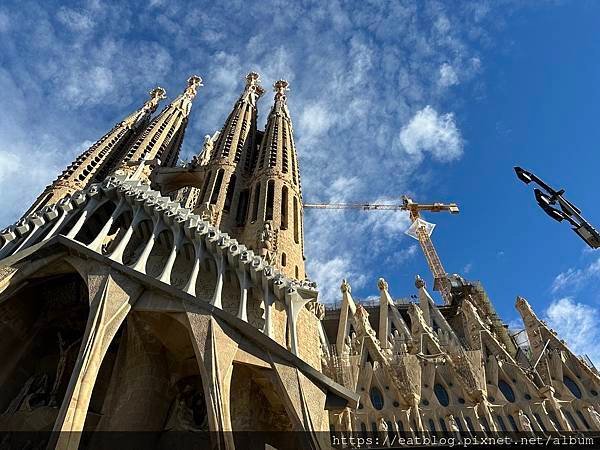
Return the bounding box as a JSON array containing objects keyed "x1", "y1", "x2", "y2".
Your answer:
[
  {"x1": 0, "y1": 0, "x2": 509, "y2": 301},
  {"x1": 551, "y1": 256, "x2": 600, "y2": 293},
  {"x1": 544, "y1": 297, "x2": 600, "y2": 364}
]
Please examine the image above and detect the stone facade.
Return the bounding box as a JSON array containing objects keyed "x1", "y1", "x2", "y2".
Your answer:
[{"x1": 0, "y1": 70, "x2": 599, "y2": 450}]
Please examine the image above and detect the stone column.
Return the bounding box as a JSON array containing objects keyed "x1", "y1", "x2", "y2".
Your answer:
[
  {"x1": 50, "y1": 265, "x2": 143, "y2": 450},
  {"x1": 185, "y1": 312, "x2": 239, "y2": 450}
]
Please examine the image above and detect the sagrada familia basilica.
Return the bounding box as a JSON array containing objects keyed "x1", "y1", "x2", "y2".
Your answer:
[{"x1": 0, "y1": 72, "x2": 599, "y2": 449}]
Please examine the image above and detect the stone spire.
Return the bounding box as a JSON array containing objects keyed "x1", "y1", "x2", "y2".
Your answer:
[
  {"x1": 121, "y1": 75, "x2": 203, "y2": 168},
  {"x1": 23, "y1": 87, "x2": 167, "y2": 217},
  {"x1": 242, "y1": 80, "x2": 305, "y2": 279},
  {"x1": 185, "y1": 73, "x2": 264, "y2": 226}
]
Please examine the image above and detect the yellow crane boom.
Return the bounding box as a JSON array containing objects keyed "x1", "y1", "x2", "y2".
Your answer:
[{"x1": 303, "y1": 195, "x2": 459, "y2": 305}]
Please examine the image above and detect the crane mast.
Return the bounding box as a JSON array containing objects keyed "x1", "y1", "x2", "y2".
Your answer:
[{"x1": 303, "y1": 195, "x2": 459, "y2": 305}]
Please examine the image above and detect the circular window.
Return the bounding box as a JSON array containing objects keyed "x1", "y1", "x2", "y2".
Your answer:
[
  {"x1": 370, "y1": 387, "x2": 384, "y2": 410},
  {"x1": 591, "y1": 390, "x2": 598, "y2": 396},
  {"x1": 422, "y1": 399, "x2": 429, "y2": 406},
  {"x1": 498, "y1": 380, "x2": 515, "y2": 403},
  {"x1": 563, "y1": 376, "x2": 582, "y2": 399},
  {"x1": 393, "y1": 401, "x2": 400, "y2": 407},
  {"x1": 434, "y1": 383, "x2": 449, "y2": 407},
  {"x1": 458, "y1": 397, "x2": 465, "y2": 404},
  {"x1": 524, "y1": 394, "x2": 532, "y2": 400}
]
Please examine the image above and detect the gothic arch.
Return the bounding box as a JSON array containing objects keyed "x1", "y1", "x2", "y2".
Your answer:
[{"x1": 0, "y1": 265, "x2": 90, "y2": 433}]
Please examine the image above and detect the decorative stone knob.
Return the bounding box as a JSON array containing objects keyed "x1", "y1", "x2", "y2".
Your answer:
[
  {"x1": 340, "y1": 279, "x2": 351, "y2": 293},
  {"x1": 415, "y1": 275, "x2": 425, "y2": 289}
]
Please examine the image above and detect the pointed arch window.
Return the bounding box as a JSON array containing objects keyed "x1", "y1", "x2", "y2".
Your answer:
[
  {"x1": 564, "y1": 410, "x2": 578, "y2": 430},
  {"x1": 465, "y1": 416, "x2": 475, "y2": 432},
  {"x1": 281, "y1": 186, "x2": 289, "y2": 230},
  {"x1": 498, "y1": 380, "x2": 516, "y2": 403},
  {"x1": 223, "y1": 174, "x2": 236, "y2": 212},
  {"x1": 534, "y1": 413, "x2": 548, "y2": 432},
  {"x1": 563, "y1": 376, "x2": 582, "y2": 399},
  {"x1": 369, "y1": 386, "x2": 384, "y2": 410},
  {"x1": 281, "y1": 252, "x2": 287, "y2": 267},
  {"x1": 265, "y1": 180, "x2": 275, "y2": 221},
  {"x1": 236, "y1": 189, "x2": 249, "y2": 226},
  {"x1": 428, "y1": 419, "x2": 436, "y2": 432},
  {"x1": 434, "y1": 383, "x2": 449, "y2": 406},
  {"x1": 199, "y1": 171, "x2": 212, "y2": 204},
  {"x1": 293, "y1": 197, "x2": 299, "y2": 244},
  {"x1": 251, "y1": 183, "x2": 261, "y2": 222},
  {"x1": 209, "y1": 169, "x2": 224, "y2": 205}
]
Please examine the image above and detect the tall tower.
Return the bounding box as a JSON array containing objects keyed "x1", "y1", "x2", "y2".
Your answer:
[
  {"x1": 121, "y1": 75, "x2": 203, "y2": 169},
  {"x1": 23, "y1": 87, "x2": 167, "y2": 216},
  {"x1": 242, "y1": 80, "x2": 306, "y2": 280},
  {"x1": 190, "y1": 72, "x2": 264, "y2": 228}
]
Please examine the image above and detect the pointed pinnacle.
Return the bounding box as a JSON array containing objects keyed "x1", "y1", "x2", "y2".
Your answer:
[
  {"x1": 415, "y1": 275, "x2": 425, "y2": 289},
  {"x1": 184, "y1": 75, "x2": 203, "y2": 99},
  {"x1": 245, "y1": 72, "x2": 265, "y2": 97},
  {"x1": 274, "y1": 79, "x2": 289, "y2": 98}
]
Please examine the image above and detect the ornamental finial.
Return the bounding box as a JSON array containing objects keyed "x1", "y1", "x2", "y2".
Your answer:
[
  {"x1": 341, "y1": 279, "x2": 351, "y2": 294},
  {"x1": 274, "y1": 79, "x2": 289, "y2": 99},
  {"x1": 415, "y1": 275, "x2": 425, "y2": 289},
  {"x1": 142, "y1": 87, "x2": 166, "y2": 114},
  {"x1": 244, "y1": 72, "x2": 265, "y2": 99},
  {"x1": 184, "y1": 75, "x2": 203, "y2": 99},
  {"x1": 377, "y1": 277, "x2": 388, "y2": 292}
]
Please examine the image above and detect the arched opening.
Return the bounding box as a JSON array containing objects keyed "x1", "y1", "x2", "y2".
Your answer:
[
  {"x1": 145, "y1": 229, "x2": 175, "y2": 278},
  {"x1": 281, "y1": 252, "x2": 287, "y2": 267},
  {"x1": 199, "y1": 170, "x2": 212, "y2": 204},
  {"x1": 230, "y1": 364, "x2": 294, "y2": 448},
  {"x1": 564, "y1": 410, "x2": 578, "y2": 430},
  {"x1": 563, "y1": 376, "x2": 582, "y2": 399},
  {"x1": 265, "y1": 180, "x2": 275, "y2": 221},
  {"x1": 236, "y1": 189, "x2": 249, "y2": 226},
  {"x1": 85, "y1": 312, "x2": 210, "y2": 448},
  {"x1": 281, "y1": 186, "x2": 288, "y2": 230},
  {"x1": 433, "y1": 383, "x2": 449, "y2": 407},
  {"x1": 369, "y1": 386, "x2": 384, "y2": 410},
  {"x1": 498, "y1": 380, "x2": 516, "y2": 403},
  {"x1": 0, "y1": 270, "x2": 89, "y2": 433},
  {"x1": 74, "y1": 200, "x2": 116, "y2": 245},
  {"x1": 293, "y1": 197, "x2": 299, "y2": 244},
  {"x1": 101, "y1": 208, "x2": 133, "y2": 255},
  {"x1": 221, "y1": 270, "x2": 241, "y2": 317},
  {"x1": 170, "y1": 242, "x2": 195, "y2": 289},
  {"x1": 209, "y1": 169, "x2": 224, "y2": 205},
  {"x1": 223, "y1": 174, "x2": 236, "y2": 213},
  {"x1": 122, "y1": 219, "x2": 153, "y2": 266},
  {"x1": 496, "y1": 415, "x2": 507, "y2": 432},
  {"x1": 195, "y1": 256, "x2": 218, "y2": 302},
  {"x1": 251, "y1": 183, "x2": 261, "y2": 223}
]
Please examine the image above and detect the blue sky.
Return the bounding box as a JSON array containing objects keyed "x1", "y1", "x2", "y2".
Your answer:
[{"x1": 1, "y1": 1, "x2": 600, "y2": 362}]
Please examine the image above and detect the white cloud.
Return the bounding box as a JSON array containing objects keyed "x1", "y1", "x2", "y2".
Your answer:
[
  {"x1": 0, "y1": 0, "x2": 501, "y2": 302},
  {"x1": 551, "y1": 256, "x2": 600, "y2": 293},
  {"x1": 439, "y1": 63, "x2": 459, "y2": 87},
  {"x1": 56, "y1": 7, "x2": 95, "y2": 32},
  {"x1": 544, "y1": 297, "x2": 600, "y2": 364},
  {"x1": 398, "y1": 106, "x2": 463, "y2": 163}
]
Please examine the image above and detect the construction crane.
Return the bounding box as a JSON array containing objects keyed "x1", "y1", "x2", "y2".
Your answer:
[{"x1": 303, "y1": 196, "x2": 459, "y2": 305}]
